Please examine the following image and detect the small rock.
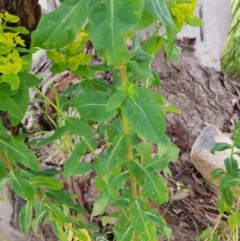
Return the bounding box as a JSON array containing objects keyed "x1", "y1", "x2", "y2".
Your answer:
[{"x1": 190, "y1": 124, "x2": 240, "y2": 187}]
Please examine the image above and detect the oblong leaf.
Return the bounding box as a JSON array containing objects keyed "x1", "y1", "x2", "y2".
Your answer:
[
  {"x1": 0, "y1": 137, "x2": 39, "y2": 171},
  {"x1": 122, "y1": 97, "x2": 166, "y2": 144},
  {"x1": 220, "y1": 175, "x2": 240, "y2": 189},
  {"x1": 65, "y1": 117, "x2": 92, "y2": 136},
  {"x1": 36, "y1": 126, "x2": 67, "y2": 147},
  {"x1": 0, "y1": 93, "x2": 23, "y2": 119},
  {"x1": 19, "y1": 201, "x2": 33, "y2": 234},
  {"x1": 63, "y1": 142, "x2": 86, "y2": 178},
  {"x1": 116, "y1": 222, "x2": 134, "y2": 241},
  {"x1": 224, "y1": 157, "x2": 238, "y2": 177},
  {"x1": 106, "y1": 90, "x2": 126, "y2": 111},
  {"x1": 32, "y1": 0, "x2": 88, "y2": 49},
  {"x1": 211, "y1": 142, "x2": 232, "y2": 154},
  {"x1": 70, "y1": 92, "x2": 116, "y2": 122},
  {"x1": 29, "y1": 176, "x2": 64, "y2": 190},
  {"x1": 96, "y1": 134, "x2": 130, "y2": 175},
  {"x1": 10, "y1": 171, "x2": 34, "y2": 202},
  {"x1": 88, "y1": 0, "x2": 143, "y2": 65},
  {"x1": 130, "y1": 198, "x2": 156, "y2": 240},
  {"x1": 211, "y1": 168, "x2": 225, "y2": 180},
  {"x1": 45, "y1": 189, "x2": 74, "y2": 206},
  {"x1": 44, "y1": 202, "x2": 65, "y2": 225}
]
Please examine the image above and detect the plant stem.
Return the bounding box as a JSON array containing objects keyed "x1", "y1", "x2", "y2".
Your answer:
[
  {"x1": 0, "y1": 151, "x2": 13, "y2": 171},
  {"x1": 119, "y1": 65, "x2": 137, "y2": 200}
]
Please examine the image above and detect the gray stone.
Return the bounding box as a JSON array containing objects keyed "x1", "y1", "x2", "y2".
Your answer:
[{"x1": 190, "y1": 125, "x2": 240, "y2": 187}]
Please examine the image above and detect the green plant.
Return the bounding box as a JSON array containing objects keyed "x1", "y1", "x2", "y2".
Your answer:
[
  {"x1": 221, "y1": 0, "x2": 240, "y2": 77},
  {"x1": 0, "y1": 1, "x2": 203, "y2": 240},
  {"x1": 200, "y1": 121, "x2": 240, "y2": 241}
]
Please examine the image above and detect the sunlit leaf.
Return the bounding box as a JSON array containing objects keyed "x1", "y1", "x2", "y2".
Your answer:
[{"x1": 32, "y1": 0, "x2": 88, "y2": 49}]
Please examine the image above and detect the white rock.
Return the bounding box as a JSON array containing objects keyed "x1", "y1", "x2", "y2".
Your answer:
[{"x1": 190, "y1": 125, "x2": 240, "y2": 187}]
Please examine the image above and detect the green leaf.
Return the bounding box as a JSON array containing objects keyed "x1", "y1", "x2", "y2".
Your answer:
[
  {"x1": 96, "y1": 134, "x2": 130, "y2": 175},
  {"x1": 217, "y1": 196, "x2": 225, "y2": 214},
  {"x1": 199, "y1": 227, "x2": 213, "y2": 240},
  {"x1": 45, "y1": 190, "x2": 74, "y2": 206},
  {"x1": 65, "y1": 117, "x2": 92, "y2": 136},
  {"x1": 18, "y1": 73, "x2": 40, "y2": 89},
  {"x1": 224, "y1": 157, "x2": 238, "y2": 177},
  {"x1": 102, "y1": 211, "x2": 123, "y2": 227},
  {"x1": 129, "y1": 160, "x2": 168, "y2": 203},
  {"x1": 4, "y1": 12, "x2": 19, "y2": 23},
  {"x1": 185, "y1": 15, "x2": 204, "y2": 27},
  {"x1": 211, "y1": 142, "x2": 232, "y2": 154},
  {"x1": 130, "y1": 198, "x2": 156, "y2": 240},
  {"x1": 234, "y1": 136, "x2": 240, "y2": 149},
  {"x1": 159, "y1": 136, "x2": 179, "y2": 162},
  {"x1": 0, "y1": 158, "x2": 7, "y2": 179},
  {"x1": 0, "y1": 93, "x2": 24, "y2": 120},
  {"x1": 106, "y1": 119, "x2": 123, "y2": 142},
  {"x1": 164, "y1": 105, "x2": 181, "y2": 114},
  {"x1": 88, "y1": 0, "x2": 143, "y2": 65},
  {"x1": 0, "y1": 177, "x2": 10, "y2": 191},
  {"x1": 109, "y1": 171, "x2": 130, "y2": 190},
  {"x1": 106, "y1": 90, "x2": 127, "y2": 111},
  {"x1": 128, "y1": 159, "x2": 146, "y2": 185},
  {"x1": 122, "y1": 97, "x2": 166, "y2": 144},
  {"x1": 129, "y1": 48, "x2": 153, "y2": 80},
  {"x1": 10, "y1": 171, "x2": 34, "y2": 202},
  {"x1": 19, "y1": 201, "x2": 32, "y2": 234},
  {"x1": 92, "y1": 195, "x2": 109, "y2": 216},
  {"x1": 144, "y1": 0, "x2": 174, "y2": 27},
  {"x1": 142, "y1": 36, "x2": 162, "y2": 55},
  {"x1": 53, "y1": 223, "x2": 68, "y2": 241},
  {"x1": 36, "y1": 126, "x2": 67, "y2": 147},
  {"x1": 29, "y1": 176, "x2": 63, "y2": 190},
  {"x1": 0, "y1": 45, "x2": 11, "y2": 54},
  {"x1": 63, "y1": 142, "x2": 86, "y2": 178},
  {"x1": 222, "y1": 186, "x2": 233, "y2": 206},
  {"x1": 228, "y1": 212, "x2": 240, "y2": 232},
  {"x1": 70, "y1": 204, "x2": 88, "y2": 214},
  {"x1": 144, "y1": 173, "x2": 168, "y2": 203},
  {"x1": 74, "y1": 162, "x2": 93, "y2": 175},
  {"x1": 70, "y1": 92, "x2": 116, "y2": 122},
  {"x1": 0, "y1": 137, "x2": 39, "y2": 171},
  {"x1": 32, "y1": 210, "x2": 46, "y2": 236},
  {"x1": 32, "y1": 0, "x2": 88, "y2": 49},
  {"x1": 5, "y1": 26, "x2": 29, "y2": 34},
  {"x1": 0, "y1": 119, "x2": 8, "y2": 134},
  {"x1": 234, "y1": 121, "x2": 240, "y2": 135},
  {"x1": 2, "y1": 73, "x2": 20, "y2": 91},
  {"x1": 144, "y1": 0, "x2": 176, "y2": 56},
  {"x1": 135, "y1": 140, "x2": 153, "y2": 162},
  {"x1": 220, "y1": 175, "x2": 240, "y2": 189},
  {"x1": 0, "y1": 82, "x2": 18, "y2": 96},
  {"x1": 44, "y1": 202, "x2": 65, "y2": 225},
  {"x1": 9, "y1": 89, "x2": 29, "y2": 125},
  {"x1": 146, "y1": 208, "x2": 166, "y2": 226},
  {"x1": 116, "y1": 222, "x2": 135, "y2": 241},
  {"x1": 133, "y1": 11, "x2": 155, "y2": 31},
  {"x1": 211, "y1": 168, "x2": 225, "y2": 180}
]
